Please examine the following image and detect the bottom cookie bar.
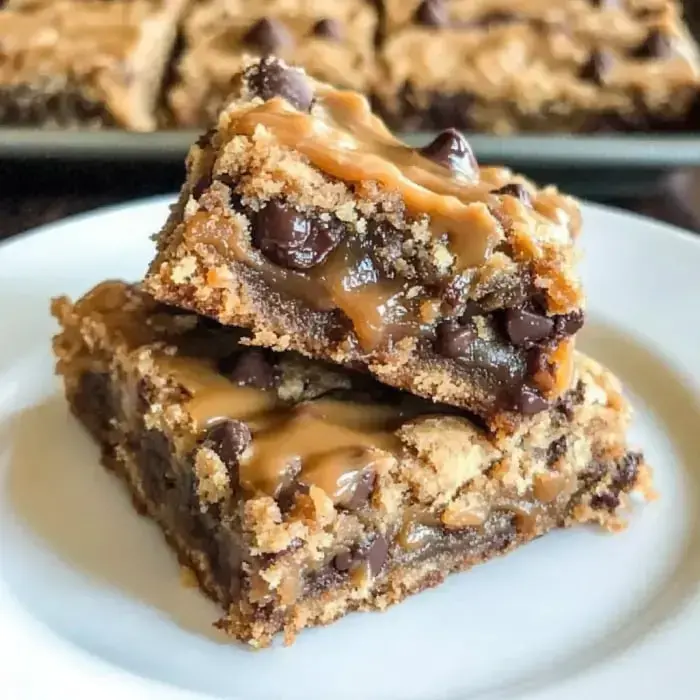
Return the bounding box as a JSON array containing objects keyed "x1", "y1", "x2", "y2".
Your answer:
[{"x1": 52, "y1": 281, "x2": 654, "y2": 648}]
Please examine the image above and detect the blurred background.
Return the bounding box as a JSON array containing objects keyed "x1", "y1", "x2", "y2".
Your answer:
[{"x1": 1, "y1": 0, "x2": 700, "y2": 239}]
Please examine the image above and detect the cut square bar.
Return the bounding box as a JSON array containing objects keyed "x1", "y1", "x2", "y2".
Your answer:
[
  {"x1": 169, "y1": 0, "x2": 378, "y2": 127},
  {"x1": 0, "y1": 0, "x2": 187, "y2": 131},
  {"x1": 376, "y1": 0, "x2": 700, "y2": 133},
  {"x1": 146, "y1": 57, "x2": 585, "y2": 430},
  {"x1": 52, "y1": 280, "x2": 653, "y2": 647}
]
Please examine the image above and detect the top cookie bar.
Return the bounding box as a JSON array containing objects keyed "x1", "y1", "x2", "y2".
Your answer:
[{"x1": 145, "y1": 56, "x2": 584, "y2": 431}]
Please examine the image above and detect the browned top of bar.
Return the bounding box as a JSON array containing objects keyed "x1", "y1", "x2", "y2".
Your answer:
[{"x1": 225, "y1": 91, "x2": 506, "y2": 270}]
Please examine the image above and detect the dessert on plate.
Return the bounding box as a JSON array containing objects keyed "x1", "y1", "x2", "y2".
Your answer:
[
  {"x1": 51, "y1": 58, "x2": 654, "y2": 647},
  {"x1": 52, "y1": 281, "x2": 653, "y2": 648}
]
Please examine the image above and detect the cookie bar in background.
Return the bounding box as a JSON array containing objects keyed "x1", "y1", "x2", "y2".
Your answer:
[
  {"x1": 52, "y1": 281, "x2": 653, "y2": 648},
  {"x1": 146, "y1": 57, "x2": 584, "y2": 430},
  {"x1": 168, "y1": 0, "x2": 377, "y2": 127},
  {"x1": 376, "y1": 0, "x2": 700, "y2": 133},
  {"x1": 0, "y1": 0, "x2": 187, "y2": 131}
]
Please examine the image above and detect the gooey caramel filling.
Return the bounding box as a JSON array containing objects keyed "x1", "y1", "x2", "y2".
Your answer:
[{"x1": 162, "y1": 355, "x2": 410, "y2": 499}]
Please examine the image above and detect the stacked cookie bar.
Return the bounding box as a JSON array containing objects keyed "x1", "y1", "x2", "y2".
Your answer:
[{"x1": 52, "y1": 58, "x2": 654, "y2": 647}]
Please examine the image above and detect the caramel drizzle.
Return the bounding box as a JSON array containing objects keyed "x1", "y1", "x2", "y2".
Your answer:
[
  {"x1": 163, "y1": 355, "x2": 403, "y2": 498},
  {"x1": 225, "y1": 92, "x2": 501, "y2": 268}
]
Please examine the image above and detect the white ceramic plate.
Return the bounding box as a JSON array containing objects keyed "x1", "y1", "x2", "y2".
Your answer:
[{"x1": 0, "y1": 197, "x2": 699, "y2": 700}]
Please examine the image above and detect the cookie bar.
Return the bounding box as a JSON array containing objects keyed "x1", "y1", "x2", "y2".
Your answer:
[
  {"x1": 376, "y1": 0, "x2": 700, "y2": 133},
  {"x1": 169, "y1": 0, "x2": 377, "y2": 126},
  {"x1": 146, "y1": 57, "x2": 584, "y2": 429},
  {"x1": 0, "y1": 0, "x2": 187, "y2": 131},
  {"x1": 52, "y1": 281, "x2": 653, "y2": 647}
]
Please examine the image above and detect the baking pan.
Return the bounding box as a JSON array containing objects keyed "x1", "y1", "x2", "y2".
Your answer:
[{"x1": 2, "y1": 129, "x2": 700, "y2": 198}]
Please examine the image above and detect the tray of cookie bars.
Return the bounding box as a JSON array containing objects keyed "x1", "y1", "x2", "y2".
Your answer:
[{"x1": 2, "y1": 0, "x2": 700, "y2": 195}]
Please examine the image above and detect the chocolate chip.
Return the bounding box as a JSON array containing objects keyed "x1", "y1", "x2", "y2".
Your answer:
[
  {"x1": 591, "y1": 492, "x2": 620, "y2": 511},
  {"x1": 338, "y1": 470, "x2": 376, "y2": 511},
  {"x1": 419, "y1": 128, "x2": 477, "y2": 179},
  {"x1": 243, "y1": 17, "x2": 293, "y2": 55},
  {"x1": 364, "y1": 534, "x2": 389, "y2": 575},
  {"x1": 512, "y1": 386, "x2": 549, "y2": 415},
  {"x1": 202, "y1": 419, "x2": 252, "y2": 479},
  {"x1": 590, "y1": 0, "x2": 620, "y2": 8},
  {"x1": 435, "y1": 321, "x2": 477, "y2": 358},
  {"x1": 546, "y1": 435, "x2": 567, "y2": 466},
  {"x1": 436, "y1": 321, "x2": 525, "y2": 385},
  {"x1": 333, "y1": 549, "x2": 353, "y2": 572},
  {"x1": 414, "y1": 0, "x2": 448, "y2": 27},
  {"x1": 504, "y1": 308, "x2": 555, "y2": 346},
  {"x1": 460, "y1": 300, "x2": 484, "y2": 322},
  {"x1": 275, "y1": 478, "x2": 308, "y2": 513},
  {"x1": 553, "y1": 310, "x2": 584, "y2": 337},
  {"x1": 220, "y1": 348, "x2": 277, "y2": 390},
  {"x1": 632, "y1": 29, "x2": 673, "y2": 60},
  {"x1": 580, "y1": 50, "x2": 613, "y2": 85},
  {"x1": 245, "y1": 56, "x2": 313, "y2": 112},
  {"x1": 252, "y1": 201, "x2": 343, "y2": 270},
  {"x1": 312, "y1": 18, "x2": 343, "y2": 40},
  {"x1": 492, "y1": 183, "x2": 532, "y2": 207},
  {"x1": 613, "y1": 452, "x2": 641, "y2": 490}
]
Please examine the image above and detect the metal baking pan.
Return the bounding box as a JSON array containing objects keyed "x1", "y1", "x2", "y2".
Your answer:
[{"x1": 2, "y1": 128, "x2": 700, "y2": 198}]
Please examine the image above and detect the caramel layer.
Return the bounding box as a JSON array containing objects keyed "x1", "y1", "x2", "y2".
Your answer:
[{"x1": 164, "y1": 354, "x2": 411, "y2": 498}]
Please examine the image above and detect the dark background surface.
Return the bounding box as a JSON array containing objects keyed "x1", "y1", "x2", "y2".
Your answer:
[{"x1": 3, "y1": 0, "x2": 700, "y2": 240}]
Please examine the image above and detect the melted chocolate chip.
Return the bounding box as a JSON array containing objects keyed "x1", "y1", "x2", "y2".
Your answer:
[
  {"x1": 338, "y1": 470, "x2": 376, "y2": 511},
  {"x1": 333, "y1": 549, "x2": 354, "y2": 572},
  {"x1": 245, "y1": 56, "x2": 313, "y2": 112},
  {"x1": 252, "y1": 201, "x2": 343, "y2": 269},
  {"x1": 419, "y1": 128, "x2": 477, "y2": 179},
  {"x1": 275, "y1": 479, "x2": 308, "y2": 513},
  {"x1": 202, "y1": 419, "x2": 252, "y2": 480},
  {"x1": 591, "y1": 492, "x2": 620, "y2": 511},
  {"x1": 436, "y1": 321, "x2": 523, "y2": 385},
  {"x1": 613, "y1": 452, "x2": 641, "y2": 490},
  {"x1": 504, "y1": 308, "x2": 554, "y2": 346},
  {"x1": 492, "y1": 183, "x2": 532, "y2": 207},
  {"x1": 435, "y1": 321, "x2": 477, "y2": 358},
  {"x1": 414, "y1": 0, "x2": 448, "y2": 27},
  {"x1": 460, "y1": 299, "x2": 484, "y2": 321},
  {"x1": 243, "y1": 17, "x2": 293, "y2": 55},
  {"x1": 364, "y1": 534, "x2": 389, "y2": 575},
  {"x1": 590, "y1": 0, "x2": 620, "y2": 7},
  {"x1": 580, "y1": 50, "x2": 613, "y2": 85},
  {"x1": 632, "y1": 29, "x2": 673, "y2": 60},
  {"x1": 312, "y1": 18, "x2": 343, "y2": 40},
  {"x1": 512, "y1": 386, "x2": 549, "y2": 415},
  {"x1": 219, "y1": 349, "x2": 277, "y2": 390}
]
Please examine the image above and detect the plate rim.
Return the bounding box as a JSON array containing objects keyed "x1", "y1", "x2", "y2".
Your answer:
[{"x1": 0, "y1": 196, "x2": 699, "y2": 700}]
